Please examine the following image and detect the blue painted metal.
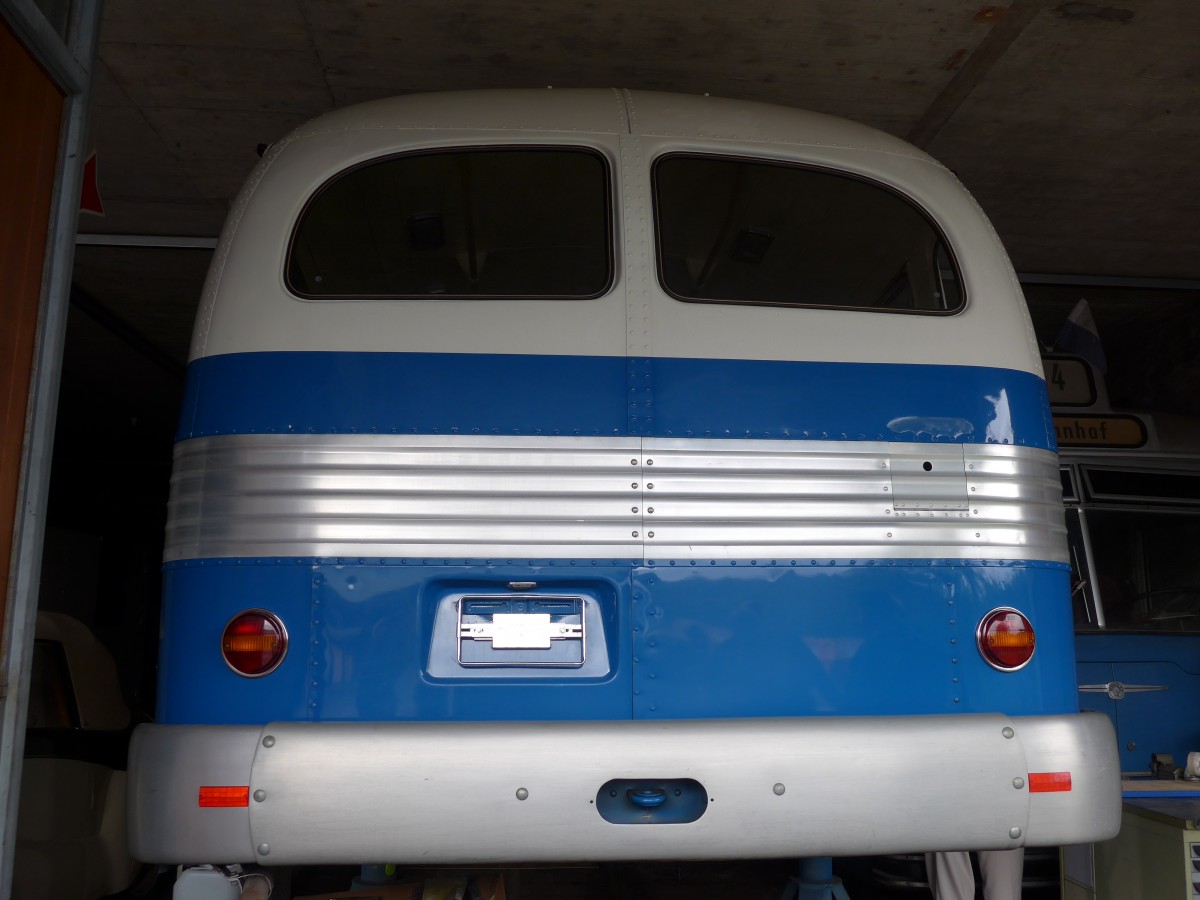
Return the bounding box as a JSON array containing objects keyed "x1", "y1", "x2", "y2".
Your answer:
[
  {"x1": 157, "y1": 560, "x2": 315, "y2": 724},
  {"x1": 648, "y1": 356, "x2": 1054, "y2": 447},
  {"x1": 158, "y1": 561, "x2": 634, "y2": 725},
  {"x1": 1122, "y1": 790, "x2": 1200, "y2": 799},
  {"x1": 786, "y1": 858, "x2": 851, "y2": 900},
  {"x1": 633, "y1": 561, "x2": 1077, "y2": 719},
  {"x1": 157, "y1": 557, "x2": 1075, "y2": 725},
  {"x1": 595, "y1": 779, "x2": 708, "y2": 824},
  {"x1": 1076, "y1": 632, "x2": 1200, "y2": 773},
  {"x1": 176, "y1": 352, "x2": 1055, "y2": 449}
]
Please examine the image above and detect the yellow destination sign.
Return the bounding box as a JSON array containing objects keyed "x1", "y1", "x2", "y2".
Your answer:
[{"x1": 1054, "y1": 415, "x2": 1146, "y2": 448}]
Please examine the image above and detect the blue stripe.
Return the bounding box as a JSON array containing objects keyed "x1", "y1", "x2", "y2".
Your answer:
[
  {"x1": 158, "y1": 557, "x2": 1076, "y2": 725},
  {"x1": 177, "y1": 351, "x2": 1054, "y2": 449}
]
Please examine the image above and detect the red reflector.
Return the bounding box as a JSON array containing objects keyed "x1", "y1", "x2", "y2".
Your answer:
[
  {"x1": 1028, "y1": 772, "x2": 1072, "y2": 793},
  {"x1": 199, "y1": 786, "x2": 250, "y2": 807}
]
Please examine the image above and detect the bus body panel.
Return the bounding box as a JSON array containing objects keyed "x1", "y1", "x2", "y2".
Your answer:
[
  {"x1": 156, "y1": 558, "x2": 1075, "y2": 727},
  {"x1": 130, "y1": 89, "x2": 1121, "y2": 867}
]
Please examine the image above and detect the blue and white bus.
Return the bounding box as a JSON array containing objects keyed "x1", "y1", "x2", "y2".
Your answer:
[{"x1": 127, "y1": 89, "x2": 1120, "y2": 882}]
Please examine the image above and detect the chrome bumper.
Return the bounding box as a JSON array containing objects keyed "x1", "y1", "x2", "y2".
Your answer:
[{"x1": 128, "y1": 713, "x2": 1120, "y2": 865}]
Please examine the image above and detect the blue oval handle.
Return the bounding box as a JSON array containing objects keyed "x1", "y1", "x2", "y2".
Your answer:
[{"x1": 627, "y1": 788, "x2": 667, "y2": 808}]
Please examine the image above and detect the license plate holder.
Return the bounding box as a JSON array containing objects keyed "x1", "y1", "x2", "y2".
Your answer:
[{"x1": 457, "y1": 596, "x2": 585, "y2": 667}]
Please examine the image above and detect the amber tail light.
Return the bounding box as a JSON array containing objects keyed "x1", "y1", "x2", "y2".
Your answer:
[
  {"x1": 977, "y1": 607, "x2": 1035, "y2": 671},
  {"x1": 222, "y1": 609, "x2": 288, "y2": 677}
]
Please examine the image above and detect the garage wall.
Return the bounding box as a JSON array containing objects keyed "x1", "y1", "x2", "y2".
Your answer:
[{"x1": 0, "y1": 16, "x2": 63, "y2": 627}]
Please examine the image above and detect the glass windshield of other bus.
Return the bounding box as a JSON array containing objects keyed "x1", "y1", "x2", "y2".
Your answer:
[{"x1": 1083, "y1": 507, "x2": 1200, "y2": 633}]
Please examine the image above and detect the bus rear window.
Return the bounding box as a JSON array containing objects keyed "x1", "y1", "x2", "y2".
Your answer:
[
  {"x1": 288, "y1": 147, "x2": 612, "y2": 299},
  {"x1": 653, "y1": 155, "x2": 962, "y2": 312}
]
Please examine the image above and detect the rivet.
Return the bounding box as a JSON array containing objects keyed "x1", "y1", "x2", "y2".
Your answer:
[
  {"x1": 631, "y1": 459, "x2": 638, "y2": 465},
  {"x1": 773, "y1": 783, "x2": 786, "y2": 796},
  {"x1": 516, "y1": 788, "x2": 529, "y2": 801},
  {"x1": 262, "y1": 735, "x2": 276, "y2": 748},
  {"x1": 632, "y1": 531, "x2": 639, "y2": 537},
  {"x1": 648, "y1": 531, "x2": 655, "y2": 538},
  {"x1": 257, "y1": 843, "x2": 270, "y2": 856},
  {"x1": 647, "y1": 483, "x2": 654, "y2": 489},
  {"x1": 647, "y1": 507, "x2": 654, "y2": 513},
  {"x1": 1009, "y1": 827, "x2": 1022, "y2": 839},
  {"x1": 1012, "y1": 777, "x2": 1025, "y2": 790},
  {"x1": 632, "y1": 507, "x2": 639, "y2": 513},
  {"x1": 647, "y1": 459, "x2": 654, "y2": 465},
  {"x1": 253, "y1": 789, "x2": 267, "y2": 802},
  {"x1": 1002, "y1": 727, "x2": 1015, "y2": 739}
]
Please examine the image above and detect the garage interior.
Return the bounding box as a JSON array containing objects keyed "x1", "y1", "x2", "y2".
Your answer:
[{"x1": 5, "y1": 0, "x2": 1200, "y2": 898}]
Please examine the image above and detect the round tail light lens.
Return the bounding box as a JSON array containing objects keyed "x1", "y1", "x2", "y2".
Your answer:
[
  {"x1": 222, "y1": 610, "x2": 288, "y2": 677},
  {"x1": 977, "y1": 607, "x2": 1035, "y2": 671}
]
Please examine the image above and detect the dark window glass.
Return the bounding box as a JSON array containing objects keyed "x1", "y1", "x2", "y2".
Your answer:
[
  {"x1": 1023, "y1": 281, "x2": 1200, "y2": 423},
  {"x1": 27, "y1": 640, "x2": 79, "y2": 729},
  {"x1": 1085, "y1": 508, "x2": 1200, "y2": 633},
  {"x1": 653, "y1": 155, "x2": 962, "y2": 312},
  {"x1": 288, "y1": 148, "x2": 612, "y2": 298},
  {"x1": 1085, "y1": 467, "x2": 1200, "y2": 504},
  {"x1": 1061, "y1": 466, "x2": 1079, "y2": 503}
]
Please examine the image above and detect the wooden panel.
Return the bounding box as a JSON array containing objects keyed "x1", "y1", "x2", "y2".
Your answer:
[{"x1": 0, "y1": 19, "x2": 64, "y2": 621}]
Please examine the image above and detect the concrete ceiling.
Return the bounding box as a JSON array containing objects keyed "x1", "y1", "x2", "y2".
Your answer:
[{"x1": 71, "y1": 0, "x2": 1200, "y2": 369}]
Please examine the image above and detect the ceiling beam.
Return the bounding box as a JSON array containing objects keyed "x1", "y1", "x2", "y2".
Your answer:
[{"x1": 907, "y1": 0, "x2": 1051, "y2": 150}]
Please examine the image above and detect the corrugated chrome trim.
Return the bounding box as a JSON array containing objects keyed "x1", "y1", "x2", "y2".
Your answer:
[{"x1": 164, "y1": 434, "x2": 1066, "y2": 563}]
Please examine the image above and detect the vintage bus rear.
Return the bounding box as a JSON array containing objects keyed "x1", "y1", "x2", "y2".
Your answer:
[{"x1": 128, "y1": 89, "x2": 1120, "y2": 877}]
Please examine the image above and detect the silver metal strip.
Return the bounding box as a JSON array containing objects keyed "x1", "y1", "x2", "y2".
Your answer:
[
  {"x1": 643, "y1": 438, "x2": 1065, "y2": 562},
  {"x1": 165, "y1": 434, "x2": 1066, "y2": 563},
  {"x1": 1074, "y1": 506, "x2": 1106, "y2": 628},
  {"x1": 74, "y1": 233, "x2": 219, "y2": 249},
  {"x1": 0, "y1": 0, "x2": 87, "y2": 93},
  {"x1": 0, "y1": 2, "x2": 103, "y2": 892},
  {"x1": 1079, "y1": 682, "x2": 1168, "y2": 700},
  {"x1": 126, "y1": 713, "x2": 1119, "y2": 865},
  {"x1": 166, "y1": 434, "x2": 644, "y2": 561}
]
